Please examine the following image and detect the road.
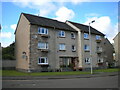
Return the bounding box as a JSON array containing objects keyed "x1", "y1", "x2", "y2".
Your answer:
[{"x1": 2, "y1": 75, "x2": 118, "y2": 88}]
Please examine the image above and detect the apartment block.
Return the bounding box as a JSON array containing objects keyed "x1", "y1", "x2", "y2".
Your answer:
[
  {"x1": 66, "y1": 21, "x2": 114, "y2": 69},
  {"x1": 15, "y1": 13, "x2": 113, "y2": 72},
  {"x1": 113, "y1": 32, "x2": 120, "y2": 67}
]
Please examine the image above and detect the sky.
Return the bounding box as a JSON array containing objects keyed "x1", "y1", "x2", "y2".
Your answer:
[{"x1": 0, "y1": 0, "x2": 119, "y2": 47}]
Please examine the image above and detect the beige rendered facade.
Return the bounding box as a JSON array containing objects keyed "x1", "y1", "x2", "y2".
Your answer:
[
  {"x1": 113, "y1": 32, "x2": 120, "y2": 67},
  {"x1": 15, "y1": 13, "x2": 114, "y2": 72},
  {"x1": 15, "y1": 14, "x2": 30, "y2": 72}
]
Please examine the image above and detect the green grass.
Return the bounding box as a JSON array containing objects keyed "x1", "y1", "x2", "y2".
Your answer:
[
  {"x1": 2, "y1": 68, "x2": 119, "y2": 76},
  {"x1": 0, "y1": 70, "x2": 2, "y2": 76},
  {"x1": 2, "y1": 70, "x2": 90, "y2": 76},
  {"x1": 94, "y1": 68, "x2": 119, "y2": 72}
]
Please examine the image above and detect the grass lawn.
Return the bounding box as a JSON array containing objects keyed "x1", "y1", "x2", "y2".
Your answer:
[
  {"x1": 94, "y1": 68, "x2": 119, "y2": 72},
  {"x1": 1, "y1": 68, "x2": 119, "y2": 76}
]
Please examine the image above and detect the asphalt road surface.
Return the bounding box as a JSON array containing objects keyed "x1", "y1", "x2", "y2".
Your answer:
[{"x1": 2, "y1": 75, "x2": 118, "y2": 88}]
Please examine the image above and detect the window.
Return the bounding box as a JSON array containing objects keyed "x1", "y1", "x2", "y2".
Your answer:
[
  {"x1": 59, "y1": 44, "x2": 66, "y2": 50},
  {"x1": 38, "y1": 27, "x2": 48, "y2": 34},
  {"x1": 58, "y1": 31, "x2": 65, "y2": 37},
  {"x1": 38, "y1": 42, "x2": 48, "y2": 49},
  {"x1": 71, "y1": 32, "x2": 75, "y2": 38},
  {"x1": 84, "y1": 33, "x2": 89, "y2": 39},
  {"x1": 85, "y1": 58, "x2": 90, "y2": 64},
  {"x1": 38, "y1": 57, "x2": 48, "y2": 64},
  {"x1": 84, "y1": 45, "x2": 89, "y2": 51},
  {"x1": 96, "y1": 46, "x2": 100, "y2": 50},
  {"x1": 98, "y1": 58, "x2": 103, "y2": 63},
  {"x1": 72, "y1": 45, "x2": 76, "y2": 51},
  {"x1": 96, "y1": 35, "x2": 101, "y2": 40},
  {"x1": 22, "y1": 52, "x2": 27, "y2": 59}
]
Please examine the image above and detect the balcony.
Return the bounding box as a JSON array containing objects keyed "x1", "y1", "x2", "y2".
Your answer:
[
  {"x1": 84, "y1": 49, "x2": 90, "y2": 52},
  {"x1": 40, "y1": 34, "x2": 49, "y2": 38},
  {"x1": 38, "y1": 49, "x2": 49, "y2": 52},
  {"x1": 96, "y1": 39, "x2": 102, "y2": 43}
]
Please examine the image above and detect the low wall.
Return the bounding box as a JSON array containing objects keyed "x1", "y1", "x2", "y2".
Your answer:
[{"x1": 2, "y1": 60, "x2": 16, "y2": 70}]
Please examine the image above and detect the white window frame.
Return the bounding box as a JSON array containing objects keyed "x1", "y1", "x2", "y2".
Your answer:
[
  {"x1": 38, "y1": 27, "x2": 48, "y2": 35},
  {"x1": 85, "y1": 58, "x2": 90, "y2": 64},
  {"x1": 96, "y1": 35, "x2": 101, "y2": 40},
  {"x1": 71, "y1": 32, "x2": 75, "y2": 38},
  {"x1": 58, "y1": 31, "x2": 65, "y2": 37},
  {"x1": 84, "y1": 33, "x2": 89, "y2": 39},
  {"x1": 72, "y1": 45, "x2": 76, "y2": 51},
  {"x1": 98, "y1": 58, "x2": 103, "y2": 63},
  {"x1": 59, "y1": 44, "x2": 66, "y2": 50},
  {"x1": 38, "y1": 57, "x2": 48, "y2": 64},
  {"x1": 38, "y1": 42, "x2": 48, "y2": 49},
  {"x1": 84, "y1": 45, "x2": 89, "y2": 51}
]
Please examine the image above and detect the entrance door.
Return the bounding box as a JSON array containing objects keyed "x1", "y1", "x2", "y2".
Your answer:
[{"x1": 71, "y1": 57, "x2": 78, "y2": 70}]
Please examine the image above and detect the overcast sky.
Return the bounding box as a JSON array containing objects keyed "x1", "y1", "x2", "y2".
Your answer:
[{"x1": 0, "y1": 0, "x2": 119, "y2": 47}]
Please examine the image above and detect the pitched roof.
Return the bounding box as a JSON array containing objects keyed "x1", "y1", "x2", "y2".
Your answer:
[
  {"x1": 67, "y1": 21, "x2": 105, "y2": 36},
  {"x1": 22, "y1": 13, "x2": 76, "y2": 32}
]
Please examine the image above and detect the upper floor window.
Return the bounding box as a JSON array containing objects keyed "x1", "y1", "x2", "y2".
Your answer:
[
  {"x1": 84, "y1": 33, "x2": 89, "y2": 39},
  {"x1": 38, "y1": 57, "x2": 48, "y2": 64},
  {"x1": 38, "y1": 42, "x2": 48, "y2": 49},
  {"x1": 96, "y1": 35, "x2": 101, "y2": 40},
  {"x1": 71, "y1": 32, "x2": 75, "y2": 39},
  {"x1": 38, "y1": 27, "x2": 48, "y2": 34},
  {"x1": 85, "y1": 58, "x2": 90, "y2": 64},
  {"x1": 72, "y1": 45, "x2": 76, "y2": 51},
  {"x1": 58, "y1": 31, "x2": 65, "y2": 37},
  {"x1": 84, "y1": 45, "x2": 89, "y2": 51},
  {"x1": 59, "y1": 43, "x2": 66, "y2": 50}
]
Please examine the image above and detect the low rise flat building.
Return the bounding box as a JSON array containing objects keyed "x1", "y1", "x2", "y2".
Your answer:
[
  {"x1": 15, "y1": 13, "x2": 114, "y2": 72},
  {"x1": 113, "y1": 32, "x2": 120, "y2": 67}
]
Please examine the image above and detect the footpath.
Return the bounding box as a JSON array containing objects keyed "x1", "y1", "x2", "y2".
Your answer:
[{"x1": 2, "y1": 72, "x2": 119, "y2": 80}]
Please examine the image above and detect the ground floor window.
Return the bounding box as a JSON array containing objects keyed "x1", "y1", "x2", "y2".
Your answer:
[
  {"x1": 38, "y1": 57, "x2": 48, "y2": 64},
  {"x1": 85, "y1": 58, "x2": 90, "y2": 64},
  {"x1": 98, "y1": 58, "x2": 103, "y2": 63}
]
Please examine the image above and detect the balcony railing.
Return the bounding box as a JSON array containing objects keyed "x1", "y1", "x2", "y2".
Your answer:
[
  {"x1": 96, "y1": 39, "x2": 101, "y2": 43},
  {"x1": 38, "y1": 48, "x2": 49, "y2": 52},
  {"x1": 39, "y1": 34, "x2": 49, "y2": 38}
]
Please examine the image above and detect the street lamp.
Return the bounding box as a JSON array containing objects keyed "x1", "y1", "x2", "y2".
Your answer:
[{"x1": 89, "y1": 20, "x2": 95, "y2": 74}]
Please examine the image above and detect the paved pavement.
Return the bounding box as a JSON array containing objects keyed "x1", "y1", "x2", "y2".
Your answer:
[{"x1": 2, "y1": 75, "x2": 118, "y2": 88}]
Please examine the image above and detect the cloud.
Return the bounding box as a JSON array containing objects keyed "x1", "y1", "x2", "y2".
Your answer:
[
  {"x1": 10, "y1": 24, "x2": 17, "y2": 30},
  {"x1": 38, "y1": 2, "x2": 57, "y2": 16},
  {"x1": 70, "y1": 0, "x2": 92, "y2": 4},
  {"x1": 54, "y1": 6, "x2": 75, "y2": 22},
  {"x1": 84, "y1": 16, "x2": 118, "y2": 43},
  {"x1": 12, "y1": 0, "x2": 58, "y2": 16},
  {"x1": 1, "y1": 41, "x2": 13, "y2": 47},
  {"x1": 0, "y1": 32, "x2": 12, "y2": 38}
]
